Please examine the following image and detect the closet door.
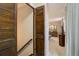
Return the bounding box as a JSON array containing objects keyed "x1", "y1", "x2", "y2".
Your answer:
[
  {"x1": 0, "y1": 3, "x2": 17, "y2": 56},
  {"x1": 34, "y1": 6, "x2": 45, "y2": 56}
]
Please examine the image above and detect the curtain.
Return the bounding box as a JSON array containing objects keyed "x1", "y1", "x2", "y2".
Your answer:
[{"x1": 66, "y1": 3, "x2": 79, "y2": 56}]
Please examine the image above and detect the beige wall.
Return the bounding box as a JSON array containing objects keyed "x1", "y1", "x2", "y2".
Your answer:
[{"x1": 17, "y1": 3, "x2": 33, "y2": 55}]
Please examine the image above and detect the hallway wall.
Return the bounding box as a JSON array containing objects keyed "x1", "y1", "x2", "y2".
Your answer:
[{"x1": 17, "y1": 3, "x2": 33, "y2": 55}]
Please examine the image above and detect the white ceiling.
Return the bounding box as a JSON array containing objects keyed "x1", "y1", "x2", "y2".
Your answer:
[{"x1": 30, "y1": 3, "x2": 45, "y2": 8}]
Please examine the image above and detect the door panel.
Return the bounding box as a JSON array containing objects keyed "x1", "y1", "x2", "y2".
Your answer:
[
  {"x1": 35, "y1": 6, "x2": 45, "y2": 56},
  {"x1": 0, "y1": 4, "x2": 17, "y2": 56}
]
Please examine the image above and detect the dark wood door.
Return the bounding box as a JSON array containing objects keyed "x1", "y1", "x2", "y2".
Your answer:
[
  {"x1": 34, "y1": 6, "x2": 45, "y2": 56},
  {"x1": 0, "y1": 3, "x2": 17, "y2": 56}
]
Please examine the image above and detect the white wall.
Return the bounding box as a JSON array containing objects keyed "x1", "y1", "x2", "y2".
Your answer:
[
  {"x1": 47, "y1": 3, "x2": 66, "y2": 21},
  {"x1": 17, "y1": 3, "x2": 33, "y2": 55}
]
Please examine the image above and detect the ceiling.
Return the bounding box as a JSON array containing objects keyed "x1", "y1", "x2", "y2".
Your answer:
[{"x1": 30, "y1": 3, "x2": 45, "y2": 8}]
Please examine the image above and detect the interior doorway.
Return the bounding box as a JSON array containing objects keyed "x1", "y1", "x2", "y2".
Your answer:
[{"x1": 47, "y1": 3, "x2": 66, "y2": 56}]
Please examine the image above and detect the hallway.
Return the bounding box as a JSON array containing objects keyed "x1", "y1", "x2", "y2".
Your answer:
[
  {"x1": 0, "y1": 3, "x2": 79, "y2": 56},
  {"x1": 49, "y1": 37, "x2": 65, "y2": 56}
]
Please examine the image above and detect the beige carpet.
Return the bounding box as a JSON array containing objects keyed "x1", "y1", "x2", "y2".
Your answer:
[{"x1": 49, "y1": 37, "x2": 65, "y2": 56}]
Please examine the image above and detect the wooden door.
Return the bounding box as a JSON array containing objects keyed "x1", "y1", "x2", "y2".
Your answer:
[
  {"x1": 34, "y1": 6, "x2": 45, "y2": 56},
  {"x1": 0, "y1": 3, "x2": 17, "y2": 56}
]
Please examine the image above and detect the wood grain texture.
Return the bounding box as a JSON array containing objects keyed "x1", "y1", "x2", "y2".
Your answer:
[
  {"x1": 0, "y1": 3, "x2": 17, "y2": 56},
  {"x1": 35, "y1": 6, "x2": 45, "y2": 56}
]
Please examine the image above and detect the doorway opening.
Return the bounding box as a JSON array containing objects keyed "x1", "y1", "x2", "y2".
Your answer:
[{"x1": 47, "y1": 3, "x2": 66, "y2": 56}]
